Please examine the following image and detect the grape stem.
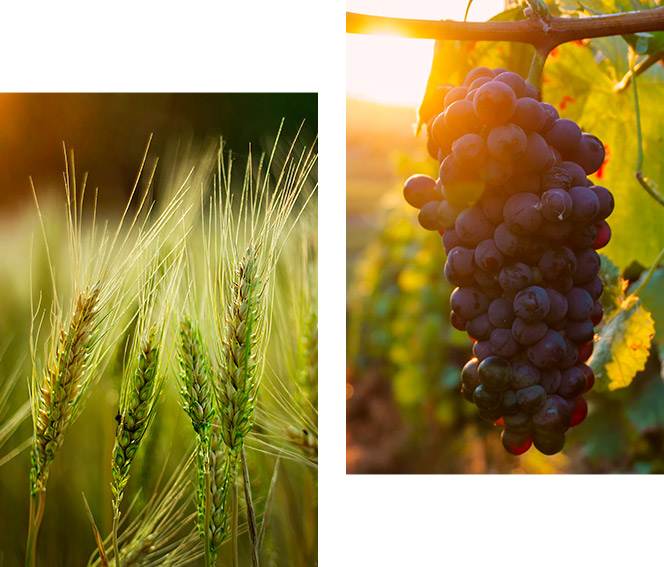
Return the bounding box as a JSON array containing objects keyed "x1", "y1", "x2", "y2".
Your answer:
[
  {"x1": 630, "y1": 46, "x2": 664, "y2": 208},
  {"x1": 527, "y1": 47, "x2": 549, "y2": 96},
  {"x1": 346, "y1": 8, "x2": 664, "y2": 52},
  {"x1": 629, "y1": 246, "x2": 664, "y2": 299},
  {"x1": 615, "y1": 50, "x2": 664, "y2": 92}
]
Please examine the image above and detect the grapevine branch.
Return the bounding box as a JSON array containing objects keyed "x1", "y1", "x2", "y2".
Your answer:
[{"x1": 346, "y1": 8, "x2": 664, "y2": 52}]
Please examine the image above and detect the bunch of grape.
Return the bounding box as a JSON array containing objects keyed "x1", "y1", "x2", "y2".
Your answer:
[{"x1": 403, "y1": 66, "x2": 614, "y2": 456}]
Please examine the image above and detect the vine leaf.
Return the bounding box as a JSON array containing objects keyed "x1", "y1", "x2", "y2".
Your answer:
[
  {"x1": 599, "y1": 253, "x2": 625, "y2": 319},
  {"x1": 590, "y1": 295, "x2": 654, "y2": 391}
]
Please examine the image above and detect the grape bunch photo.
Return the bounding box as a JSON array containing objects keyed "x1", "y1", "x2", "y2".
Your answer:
[{"x1": 347, "y1": 0, "x2": 664, "y2": 473}]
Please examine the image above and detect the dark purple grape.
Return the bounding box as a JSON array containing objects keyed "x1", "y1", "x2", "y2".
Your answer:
[
  {"x1": 558, "y1": 365, "x2": 588, "y2": 398},
  {"x1": 591, "y1": 300, "x2": 604, "y2": 326},
  {"x1": 478, "y1": 356, "x2": 513, "y2": 391},
  {"x1": 538, "y1": 246, "x2": 577, "y2": 280},
  {"x1": 494, "y1": 223, "x2": 532, "y2": 257},
  {"x1": 452, "y1": 133, "x2": 488, "y2": 170},
  {"x1": 473, "y1": 340, "x2": 494, "y2": 361},
  {"x1": 447, "y1": 247, "x2": 475, "y2": 276},
  {"x1": 488, "y1": 297, "x2": 516, "y2": 329},
  {"x1": 500, "y1": 390, "x2": 520, "y2": 415},
  {"x1": 477, "y1": 408, "x2": 503, "y2": 423},
  {"x1": 566, "y1": 288, "x2": 594, "y2": 321},
  {"x1": 450, "y1": 310, "x2": 467, "y2": 331},
  {"x1": 436, "y1": 200, "x2": 461, "y2": 229},
  {"x1": 403, "y1": 174, "x2": 439, "y2": 209},
  {"x1": 490, "y1": 328, "x2": 521, "y2": 357},
  {"x1": 573, "y1": 249, "x2": 601, "y2": 284},
  {"x1": 444, "y1": 261, "x2": 475, "y2": 287},
  {"x1": 430, "y1": 114, "x2": 455, "y2": 154},
  {"x1": 418, "y1": 201, "x2": 442, "y2": 230},
  {"x1": 573, "y1": 133, "x2": 605, "y2": 174},
  {"x1": 543, "y1": 118, "x2": 582, "y2": 155},
  {"x1": 473, "y1": 269, "x2": 502, "y2": 294},
  {"x1": 540, "y1": 188, "x2": 573, "y2": 222},
  {"x1": 560, "y1": 338, "x2": 579, "y2": 369},
  {"x1": 450, "y1": 287, "x2": 490, "y2": 320},
  {"x1": 541, "y1": 166, "x2": 572, "y2": 192},
  {"x1": 527, "y1": 330, "x2": 567, "y2": 368},
  {"x1": 463, "y1": 67, "x2": 494, "y2": 86},
  {"x1": 590, "y1": 185, "x2": 614, "y2": 219},
  {"x1": 473, "y1": 384, "x2": 502, "y2": 411},
  {"x1": 524, "y1": 83, "x2": 539, "y2": 100},
  {"x1": 521, "y1": 132, "x2": 554, "y2": 172},
  {"x1": 467, "y1": 314, "x2": 495, "y2": 342},
  {"x1": 544, "y1": 289, "x2": 568, "y2": 324},
  {"x1": 516, "y1": 385, "x2": 547, "y2": 414},
  {"x1": 479, "y1": 158, "x2": 513, "y2": 186},
  {"x1": 537, "y1": 219, "x2": 572, "y2": 241},
  {"x1": 442, "y1": 229, "x2": 463, "y2": 254},
  {"x1": 503, "y1": 192, "x2": 542, "y2": 234},
  {"x1": 474, "y1": 239, "x2": 505, "y2": 272},
  {"x1": 539, "y1": 368, "x2": 562, "y2": 394},
  {"x1": 593, "y1": 220, "x2": 611, "y2": 249},
  {"x1": 503, "y1": 411, "x2": 532, "y2": 432},
  {"x1": 499, "y1": 263, "x2": 533, "y2": 293},
  {"x1": 445, "y1": 99, "x2": 482, "y2": 137},
  {"x1": 532, "y1": 394, "x2": 571, "y2": 433},
  {"x1": 520, "y1": 235, "x2": 550, "y2": 264},
  {"x1": 511, "y1": 361, "x2": 541, "y2": 389},
  {"x1": 494, "y1": 71, "x2": 526, "y2": 98},
  {"x1": 569, "y1": 186, "x2": 600, "y2": 222},
  {"x1": 581, "y1": 276, "x2": 604, "y2": 301},
  {"x1": 473, "y1": 81, "x2": 517, "y2": 126},
  {"x1": 560, "y1": 161, "x2": 587, "y2": 187},
  {"x1": 512, "y1": 317, "x2": 548, "y2": 346},
  {"x1": 565, "y1": 319, "x2": 595, "y2": 344},
  {"x1": 440, "y1": 154, "x2": 486, "y2": 207},
  {"x1": 480, "y1": 188, "x2": 509, "y2": 225},
  {"x1": 507, "y1": 171, "x2": 541, "y2": 195},
  {"x1": 469, "y1": 76, "x2": 493, "y2": 91},
  {"x1": 511, "y1": 97, "x2": 546, "y2": 132},
  {"x1": 567, "y1": 223, "x2": 598, "y2": 249},
  {"x1": 455, "y1": 205, "x2": 495, "y2": 246},
  {"x1": 540, "y1": 103, "x2": 559, "y2": 131},
  {"x1": 533, "y1": 430, "x2": 565, "y2": 455},
  {"x1": 501, "y1": 428, "x2": 533, "y2": 454},
  {"x1": 461, "y1": 358, "x2": 481, "y2": 402},
  {"x1": 513, "y1": 286, "x2": 550, "y2": 322},
  {"x1": 444, "y1": 86, "x2": 468, "y2": 109},
  {"x1": 487, "y1": 123, "x2": 528, "y2": 162}
]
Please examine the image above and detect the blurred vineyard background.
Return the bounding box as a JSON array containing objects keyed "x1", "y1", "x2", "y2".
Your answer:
[
  {"x1": 346, "y1": 0, "x2": 664, "y2": 474},
  {"x1": 0, "y1": 93, "x2": 317, "y2": 565}
]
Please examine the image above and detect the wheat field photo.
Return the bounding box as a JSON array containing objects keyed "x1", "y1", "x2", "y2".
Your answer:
[{"x1": 0, "y1": 93, "x2": 318, "y2": 567}]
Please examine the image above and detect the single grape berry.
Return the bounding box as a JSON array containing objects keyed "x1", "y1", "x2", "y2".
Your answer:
[
  {"x1": 516, "y1": 385, "x2": 547, "y2": 414},
  {"x1": 473, "y1": 81, "x2": 517, "y2": 126},
  {"x1": 501, "y1": 429, "x2": 533, "y2": 455},
  {"x1": 478, "y1": 356, "x2": 513, "y2": 391},
  {"x1": 403, "y1": 174, "x2": 439, "y2": 208},
  {"x1": 533, "y1": 430, "x2": 566, "y2": 455}
]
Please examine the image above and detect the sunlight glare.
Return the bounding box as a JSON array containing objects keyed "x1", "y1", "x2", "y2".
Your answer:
[{"x1": 347, "y1": 0, "x2": 506, "y2": 108}]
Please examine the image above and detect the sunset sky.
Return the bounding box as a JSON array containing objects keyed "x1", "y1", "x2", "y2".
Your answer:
[{"x1": 347, "y1": 0, "x2": 505, "y2": 108}]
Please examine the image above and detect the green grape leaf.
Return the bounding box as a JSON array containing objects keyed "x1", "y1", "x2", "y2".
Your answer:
[
  {"x1": 625, "y1": 375, "x2": 664, "y2": 431},
  {"x1": 599, "y1": 253, "x2": 627, "y2": 318},
  {"x1": 543, "y1": 40, "x2": 664, "y2": 269},
  {"x1": 630, "y1": 267, "x2": 664, "y2": 343},
  {"x1": 590, "y1": 295, "x2": 655, "y2": 391}
]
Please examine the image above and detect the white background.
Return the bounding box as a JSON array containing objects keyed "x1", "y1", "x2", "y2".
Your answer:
[{"x1": 2, "y1": 1, "x2": 662, "y2": 565}]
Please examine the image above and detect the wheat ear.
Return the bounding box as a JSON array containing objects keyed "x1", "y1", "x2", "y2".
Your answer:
[
  {"x1": 178, "y1": 316, "x2": 230, "y2": 567},
  {"x1": 111, "y1": 324, "x2": 162, "y2": 567},
  {"x1": 26, "y1": 283, "x2": 101, "y2": 567}
]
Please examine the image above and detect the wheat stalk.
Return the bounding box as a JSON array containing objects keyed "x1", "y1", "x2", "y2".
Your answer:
[
  {"x1": 177, "y1": 315, "x2": 230, "y2": 567},
  {"x1": 111, "y1": 323, "x2": 163, "y2": 567}
]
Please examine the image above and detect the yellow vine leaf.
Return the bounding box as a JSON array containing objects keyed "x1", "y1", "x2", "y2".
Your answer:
[{"x1": 590, "y1": 296, "x2": 655, "y2": 392}]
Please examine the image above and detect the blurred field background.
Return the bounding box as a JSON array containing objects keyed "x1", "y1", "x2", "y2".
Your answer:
[
  {"x1": 0, "y1": 93, "x2": 317, "y2": 565},
  {"x1": 346, "y1": 1, "x2": 664, "y2": 474}
]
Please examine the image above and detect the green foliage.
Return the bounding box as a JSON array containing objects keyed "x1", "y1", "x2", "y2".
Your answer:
[{"x1": 590, "y1": 295, "x2": 655, "y2": 391}]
